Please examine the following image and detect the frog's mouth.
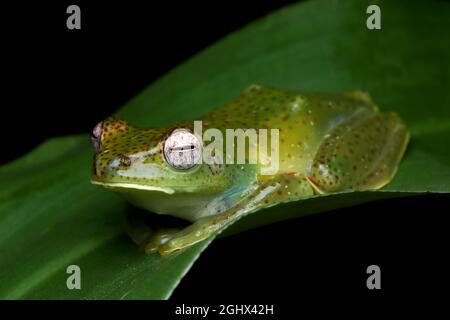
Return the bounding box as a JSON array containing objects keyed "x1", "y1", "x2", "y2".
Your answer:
[{"x1": 90, "y1": 180, "x2": 175, "y2": 195}]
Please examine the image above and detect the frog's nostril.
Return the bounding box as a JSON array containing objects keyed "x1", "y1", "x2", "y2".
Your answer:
[{"x1": 91, "y1": 121, "x2": 103, "y2": 152}]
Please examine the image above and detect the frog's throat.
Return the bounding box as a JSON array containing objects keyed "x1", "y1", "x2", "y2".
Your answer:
[{"x1": 90, "y1": 180, "x2": 175, "y2": 195}]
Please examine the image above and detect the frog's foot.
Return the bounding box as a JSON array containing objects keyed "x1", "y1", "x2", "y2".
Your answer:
[
  {"x1": 141, "y1": 228, "x2": 180, "y2": 254},
  {"x1": 124, "y1": 210, "x2": 181, "y2": 254},
  {"x1": 158, "y1": 214, "x2": 231, "y2": 256},
  {"x1": 124, "y1": 207, "x2": 229, "y2": 255},
  {"x1": 342, "y1": 90, "x2": 373, "y2": 104}
]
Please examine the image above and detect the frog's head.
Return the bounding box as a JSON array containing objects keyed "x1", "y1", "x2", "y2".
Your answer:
[
  {"x1": 90, "y1": 117, "x2": 258, "y2": 220},
  {"x1": 90, "y1": 117, "x2": 254, "y2": 197}
]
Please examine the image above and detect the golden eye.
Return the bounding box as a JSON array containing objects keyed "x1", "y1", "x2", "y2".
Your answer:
[{"x1": 163, "y1": 129, "x2": 202, "y2": 171}]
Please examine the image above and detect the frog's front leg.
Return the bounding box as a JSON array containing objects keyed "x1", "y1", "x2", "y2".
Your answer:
[
  {"x1": 158, "y1": 198, "x2": 257, "y2": 256},
  {"x1": 158, "y1": 174, "x2": 314, "y2": 255}
]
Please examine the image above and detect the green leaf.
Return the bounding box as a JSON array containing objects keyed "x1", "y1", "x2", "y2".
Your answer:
[{"x1": 1, "y1": 0, "x2": 449, "y2": 299}]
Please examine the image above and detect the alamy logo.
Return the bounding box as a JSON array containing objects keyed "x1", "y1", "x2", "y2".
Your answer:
[
  {"x1": 366, "y1": 5, "x2": 381, "y2": 30},
  {"x1": 163, "y1": 120, "x2": 280, "y2": 175},
  {"x1": 66, "y1": 5, "x2": 81, "y2": 30},
  {"x1": 366, "y1": 265, "x2": 381, "y2": 290},
  {"x1": 66, "y1": 265, "x2": 81, "y2": 290}
]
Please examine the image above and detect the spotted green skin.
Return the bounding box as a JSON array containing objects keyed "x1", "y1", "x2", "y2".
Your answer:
[{"x1": 91, "y1": 84, "x2": 409, "y2": 255}]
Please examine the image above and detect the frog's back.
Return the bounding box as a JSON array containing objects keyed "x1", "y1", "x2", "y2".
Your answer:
[{"x1": 202, "y1": 84, "x2": 381, "y2": 175}]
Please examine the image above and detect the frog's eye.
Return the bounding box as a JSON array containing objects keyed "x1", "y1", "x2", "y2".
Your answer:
[
  {"x1": 163, "y1": 129, "x2": 202, "y2": 171},
  {"x1": 90, "y1": 121, "x2": 103, "y2": 152}
]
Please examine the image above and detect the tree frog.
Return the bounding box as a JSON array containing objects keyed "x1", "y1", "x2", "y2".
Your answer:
[{"x1": 91, "y1": 85, "x2": 409, "y2": 255}]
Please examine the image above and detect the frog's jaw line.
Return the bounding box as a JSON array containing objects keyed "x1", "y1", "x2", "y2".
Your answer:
[{"x1": 90, "y1": 180, "x2": 175, "y2": 194}]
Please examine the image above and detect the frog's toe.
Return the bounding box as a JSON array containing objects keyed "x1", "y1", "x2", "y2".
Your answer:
[
  {"x1": 158, "y1": 223, "x2": 220, "y2": 255},
  {"x1": 158, "y1": 241, "x2": 180, "y2": 256},
  {"x1": 158, "y1": 233, "x2": 202, "y2": 256},
  {"x1": 140, "y1": 228, "x2": 179, "y2": 254},
  {"x1": 342, "y1": 90, "x2": 373, "y2": 103}
]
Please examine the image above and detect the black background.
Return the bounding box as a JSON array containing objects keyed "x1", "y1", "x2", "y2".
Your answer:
[
  {"x1": 2, "y1": 0, "x2": 449, "y2": 308},
  {"x1": 3, "y1": 0, "x2": 296, "y2": 164}
]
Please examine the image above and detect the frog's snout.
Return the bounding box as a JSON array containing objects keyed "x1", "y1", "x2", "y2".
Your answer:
[
  {"x1": 91, "y1": 117, "x2": 134, "y2": 178},
  {"x1": 90, "y1": 117, "x2": 132, "y2": 153}
]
